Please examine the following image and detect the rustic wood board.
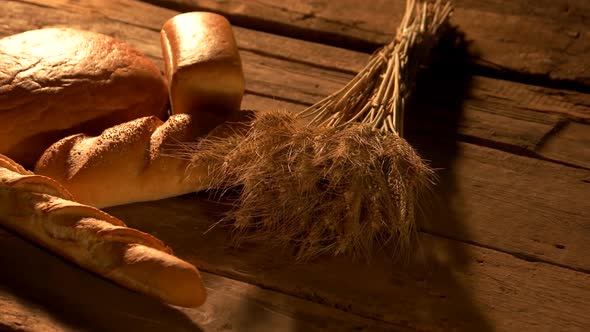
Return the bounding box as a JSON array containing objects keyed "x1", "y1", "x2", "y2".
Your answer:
[
  {"x1": 104, "y1": 192, "x2": 590, "y2": 331},
  {"x1": 6, "y1": 0, "x2": 589, "y2": 171},
  {"x1": 538, "y1": 121, "x2": 590, "y2": 169},
  {"x1": 0, "y1": 228, "x2": 405, "y2": 332},
  {"x1": 144, "y1": 0, "x2": 590, "y2": 89}
]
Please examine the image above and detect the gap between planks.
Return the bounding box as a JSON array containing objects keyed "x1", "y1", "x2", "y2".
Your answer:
[{"x1": 142, "y1": 0, "x2": 590, "y2": 93}]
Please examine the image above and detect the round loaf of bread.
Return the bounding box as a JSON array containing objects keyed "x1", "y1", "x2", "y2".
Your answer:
[{"x1": 0, "y1": 28, "x2": 169, "y2": 168}]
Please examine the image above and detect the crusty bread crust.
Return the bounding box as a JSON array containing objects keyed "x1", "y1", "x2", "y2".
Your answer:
[
  {"x1": 0, "y1": 154, "x2": 207, "y2": 307},
  {"x1": 0, "y1": 28, "x2": 169, "y2": 168},
  {"x1": 161, "y1": 12, "x2": 244, "y2": 122},
  {"x1": 35, "y1": 114, "x2": 211, "y2": 208},
  {"x1": 35, "y1": 106, "x2": 253, "y2": 209},
  {"x1": 34, "y1": 14, "x2": 247, "y2": 208}
]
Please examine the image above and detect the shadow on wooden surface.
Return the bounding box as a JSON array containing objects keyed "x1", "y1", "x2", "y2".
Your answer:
[
  {"x1": 105, "y1": 29, "x2": 496, "y2": 331},
  {"x1": 405, "y1": 29, "x2": 493, "y2": 331},
  {"x1": 0, "y1": 228, "x2": 204, "y2": 332},
  {"x1": 407, "y1": 28, "x2": 476, "y2": 242}
]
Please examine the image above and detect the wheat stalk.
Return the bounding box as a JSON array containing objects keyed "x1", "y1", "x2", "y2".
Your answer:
[
  {"x1": 178, "y1": 0, "x2": 453, "y2": 261},
  {"x1": 299, "y1": 0, "x2": 452, "y2": 136}
]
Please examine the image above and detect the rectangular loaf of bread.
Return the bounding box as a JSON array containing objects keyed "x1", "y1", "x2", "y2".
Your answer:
[{"x1": 161, "y1": 12, "x2": 245, "y2": 120}]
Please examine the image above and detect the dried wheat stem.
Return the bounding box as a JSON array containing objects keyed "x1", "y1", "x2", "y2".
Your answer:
[
  {"x1": 174, "y1": 0, "x2": 451, "y2": 262},
  {"x1": 299, "y1": 0, "x2": 453, "y2": 137}
]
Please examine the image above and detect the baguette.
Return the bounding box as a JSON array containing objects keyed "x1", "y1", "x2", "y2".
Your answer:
[
  {"x1": 0, "y1": 154, "x2": 206, "y2": 307},
  {"x1": 35, "y1": 111, "x2": 250, "y2": 208},
  {"x1": 0, "y1": 154, "x2": 72, "y2": 200},
  {"x1": 35, "y1": 114, "x2": 208, "y2": 208},
  {"x1": 0, "y1": 28, "x2": 168, "y2": 168}
]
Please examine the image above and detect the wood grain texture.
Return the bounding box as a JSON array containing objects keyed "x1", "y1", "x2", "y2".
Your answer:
[
  {"x1": 0, "y1": 227, "x2": 403, "y2": 332},
  {"x1": 104, "y1": 191, "x2": 590, "y2": 331},
  {"x1": 2, "y1": 0, "x2": 589, "y2": 269},
  {"x1": 422, "y1": 142, "x2": 590, "y2": 272},
  {"x1": 4, "y1": 0, "x2": 590, "y2": 170},
  {"x1": 537, "y1": 121, "x2": 590, "y2": 169},
  {"x1": 143, "y1": 0, "x2": 590, "y2": 89}
]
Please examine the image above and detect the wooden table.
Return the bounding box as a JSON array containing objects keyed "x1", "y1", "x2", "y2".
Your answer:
[{"x1": 1, "y1": 0, "x2": 589, "y2": 331}]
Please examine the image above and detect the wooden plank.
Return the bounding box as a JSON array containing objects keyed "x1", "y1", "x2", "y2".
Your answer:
[
  {"x1": 469, "y1": 75, "x2": 590, "y2": 124},
  {"x1": 104, "y1": 190, "x2": 590, "y2": 331},
  {"x1": 537, "y1": 121, "x2": 590, "y2": 169},
  {"x1": 420, "y1": 142, "x2": 590, "y2": 272},
  {"x1": 143, "y1": 0, "x2": 590, "y2": 89},
  {"x1": 0, "y1": 228, "x2": 403, "y2": 332},
  {"x1": 4, "y1": 0, "x2": 590, "y2": 168},
  {"x1": 2, "y1": 0, "x2": 590, "y2": 270}
]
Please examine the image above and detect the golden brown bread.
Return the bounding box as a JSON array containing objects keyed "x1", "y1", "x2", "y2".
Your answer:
[
  {"x1": 161, "y1": 12, "x2": 244, "y2": 123},
  {"x1": 0, "y1": 154, "x2": 72, "y2": 200},
  {"x1": 35, "y1": 114, "x2": 211, "y2": 208},
  {"x1": 34, "y1": 110, "x2": 251, "y2": 209},
  {"x1": 0, "y1": 28, "x2": 169, "y2": 168},
  {"x1": 0, "y1": 154, "x2": 33, "y2": 176},
  {"x1": 33, "y1": 13, "x2": 247, "y2": 208},
  {"x1": 0, "y1": 154, "x2": 206, "y2": 307}
]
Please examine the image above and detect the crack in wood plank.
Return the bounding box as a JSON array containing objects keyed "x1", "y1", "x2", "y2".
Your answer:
[{"x1": 536, "y1": 121, "x2": 590, "y2": 169}]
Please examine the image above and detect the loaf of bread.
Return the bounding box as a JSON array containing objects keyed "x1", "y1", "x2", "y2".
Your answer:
[
  {"x1": 33, "y1": 14, "x2": 248, "y2": 208},
  {"x1": 35, "y1": 111, "x2": 250, "y2": 208},
  {"x1": 35, "y1": 114, "x2": 212, "y2": 208},
  {"x1": 0, "y1": 28, "x2": 169, "y2": 168},
  {"x1": 0, "y1": 154, "x2": 206, "y2": 307},
  {"x1": 161, "y1": 12, "x2": 244, "y2": 122}
]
